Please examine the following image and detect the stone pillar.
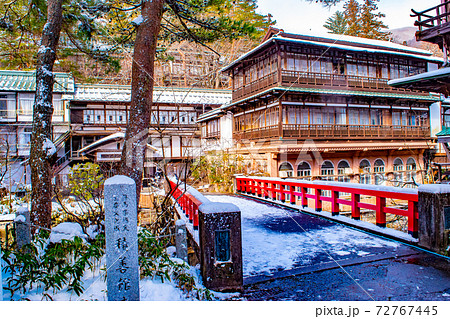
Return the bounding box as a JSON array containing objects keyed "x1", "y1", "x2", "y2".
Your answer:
[
  {"x1": 418, "y1": 184, "x2": 450, "y2": 254},
  {"x1": 105, "y1": 175, "x2": 140, "y2": 301},
  {"x1": 175, "y1": 219, "x2": 188, "y2": 262},
  {"x1": 198, "y1": 202, "x2": 243, "y2": 292},
  {"x1": 15, "y1": 206, "x2": 31, "y2": 249}
]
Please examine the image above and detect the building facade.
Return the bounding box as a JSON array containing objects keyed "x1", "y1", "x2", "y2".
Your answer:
[
  {"x1": 0, "y1": 70, "x2": 74, "y2": 188},
  {"x1": 68, "y1": 84, "x2": 231, "y2": 178},
  {"x1": 200, "y1": 28, "x2": 442, "y2": 186}
]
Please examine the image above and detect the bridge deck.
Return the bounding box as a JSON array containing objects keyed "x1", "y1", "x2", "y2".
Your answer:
[{"x1": 206, "y1": 195, "x2": 450, "y2": 301}]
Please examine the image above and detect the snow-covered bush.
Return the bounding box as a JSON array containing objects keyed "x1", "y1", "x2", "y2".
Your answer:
[
  {"x1": 138, "y1": 229, "x2": 214, "y2": 300},
  {"x1": 1, "y1": 230, "x2": 105, "y2": 300}
]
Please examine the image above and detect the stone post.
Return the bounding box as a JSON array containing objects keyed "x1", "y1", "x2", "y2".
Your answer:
[
  {"x1": 418, "y1": 184, "x2": 450, "y2": 254},
  {"x1": 105, "y1": 175, "x2": 140, "y2": 301},
  {"x1": 15, "y1": 206, "x2": 31, "y2": 249},
  {"x1": 175, "y1": 219, "x2": 188, "y2": 262},
  {"x1": 198, "y1": 202, "x2": 243, "y2": 292}
]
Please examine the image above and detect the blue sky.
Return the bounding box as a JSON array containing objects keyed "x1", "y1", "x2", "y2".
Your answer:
[{"x1": 256, "y1": 0, "x2": 436, "y2": 34}]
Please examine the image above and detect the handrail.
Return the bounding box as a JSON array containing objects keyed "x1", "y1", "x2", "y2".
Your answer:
[
  {"x1": 235, "y1": 176, "x2": 419, "y2": 238},
  {"x1": 168, "y1": 178, "x2": 211, "y2": 231},
  {"x1": 412, "y1": 1, "x2": 450, "y2": 32}
]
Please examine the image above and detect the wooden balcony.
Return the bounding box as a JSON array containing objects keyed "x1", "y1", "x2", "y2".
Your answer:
[
  {"x1": 234, "y1": 124, "x2": 430, "y2": 141},
  {"x1": 232, "y1": 71, "x2": 421, "y2": 101},
  {"x1": 412, "y1": 1, "x2": 450, "y2": 45}
]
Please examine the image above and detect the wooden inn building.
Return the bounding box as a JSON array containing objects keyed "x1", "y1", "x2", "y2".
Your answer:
[{"x1": 199, "y1": 28, "x2": 443, "y2": 186}]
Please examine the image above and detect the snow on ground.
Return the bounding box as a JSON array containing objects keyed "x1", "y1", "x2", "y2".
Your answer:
[{"x1": 207, "y1": 195, "x2": 400, "y2": 278}]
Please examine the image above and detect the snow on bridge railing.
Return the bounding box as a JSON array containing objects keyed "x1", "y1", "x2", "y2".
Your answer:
[
  {"x1": 235, "y1": 175, "x2": 419, "y2": 238},
  {"x1": 168, "y1": 177, "x2": 211, "y2": 236}
]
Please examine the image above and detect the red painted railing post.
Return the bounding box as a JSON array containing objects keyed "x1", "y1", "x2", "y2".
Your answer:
[
  {"x1": 301, "y1": 187, "x2": 307, "y2": 207},
  {"x1": 351, "y1": 193, "x2": 361, "y2": 220},
  {"x1": 290, "y1": 184, "x2": 296, "y2": 205},
  {"x1": 272, "y1": 183, "x2": 277, "y2": 200},
  {"x1": 184, "y1": 196, "x2": 189, "y2": 218},
  {"x1": 189, "y1": 197, "x2": 194, "y2": 223},
  {"x1": 193, "y1": 205, "x2": 199, "y2": 230},
  {"x1": 376, "y1": 196, "x2": 386, "y2": 227},
  {"x1": 280, "y1": 184, "x2": 286, "y2": 202},
  {"x1": 407, "y1": 200, "x2": 418, "y2": 238},
  {"x1": 264, "y1": 182, "x2": 269, "y2": 199},
  {"x1": 257, "y1": 181, "x2": 262, "y2": 197},
  {"x1": 315, "y1": 188, "x2": 322, "y2": 212},
  {"x1": 331, "y1": 190, "x2": 339, "y2": 216}
]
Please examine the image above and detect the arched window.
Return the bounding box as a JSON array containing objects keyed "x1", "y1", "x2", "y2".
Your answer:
[
  {"x1": 393, "y1": 158, "x2": 404, "y2": 171},
  {"x1": 406, "y1": 158, "x2": 417, "y2": 171},
  {"x1": 297, "y1": 161, "x2": 311, "y2": 179},
  {"x1": 359, "y1": 159, "x2": 371, "y2": 184},
  {"x1": 337, "y1": 160, "x2": 351, "y2": 182},
  {"x1": 279, "y1": 162, "x2": 294, "y2": 177},
  {"x1": 374, "y1": 159, "x2": 385, "y2": 185},
  {"x1": 321, "y1": 161, "x2": 334, "y2": 181},
  {"x1": 393, "y1": 158, "x2": 404, "y2": 186},
  {"x1": 406, "y1": 158, "x2": 417, "y2": 187},
  {"x1": 373, "y1": 159, "x2": 385, "y2": 173}
]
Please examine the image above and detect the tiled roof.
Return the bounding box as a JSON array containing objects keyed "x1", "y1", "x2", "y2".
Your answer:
[
  {"x1": 0, "y1": 70, "x2": 75, "y2": 93},
  {"x1": 71, "y1": 84, "x2": 232, "y2": 105}
]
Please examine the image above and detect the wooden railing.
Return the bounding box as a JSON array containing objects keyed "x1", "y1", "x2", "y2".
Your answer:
[
  {"x1": 232, "y1": 70, "x2": 425, "y2": 101},
  {"x1": 235, "y1": 176, "x2": 419, "y2": 238},
  {"x1": 234, "y1": 124, "x2": 430, "y2": 141},
  {"x1": 412, "y1": 1, "x2": 450, "y2": 33},
  {"x1": 284, "y1": 124, "x2": 430, "y2": 139},
  {"x1": 168, "y1": 179, "x2": 209, "y2": 231}
]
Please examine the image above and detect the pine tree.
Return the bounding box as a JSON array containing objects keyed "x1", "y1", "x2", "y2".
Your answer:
[
  {"x1": 324, "y1": 11, "x2": 348, "y2": 34},
  {"x1": 359, "y1": 0, "x2": 389, "y2": 40},
  {"x1": 343, "y1": 0, "x2": 360, "y2": 37}
]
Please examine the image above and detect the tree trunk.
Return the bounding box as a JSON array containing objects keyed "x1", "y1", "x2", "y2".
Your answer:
[
  {"x1": 120, "y1": 0, "x2": 165, "y2": 201},
  {"x1": 30, "y1": 0, "x2": 63, "y2": 230}
]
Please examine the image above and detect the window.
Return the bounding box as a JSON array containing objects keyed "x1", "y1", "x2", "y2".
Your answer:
[
  {"x1": 393, "y1": 158, "x2": 404, "y2": 186},
  {"x1": 370, "y1": 109, "x2": 382, "y2": 125},
  {"x1": 52, "y1": 94, "x2": 64, "y2": 116},
  {"x1": 373, "y1": 159, "x2": 385, "y2": 173},
  {"x1": 360, "y1": 159, "x2": 371, "y2": 184},
  {"x1": 279, "y1": 162, "x2": 294, "y2": 177},
  {"x1": 405, "y1": 158, "x2": 417, "y2": 187},
  {"x1": 374, "y1": 159, "x2": 385, "y2": 185},
  {"x1": 84, "y1": 110, "x2": 94, "y2": 124},
  {"x1": 19, "y1": 93, "x2": 34, "y2": 115},
  {"x1": 337, "y1": 160, "x2": 351, "y2": 182},
  {"x1": 297, "y1": 161, "x2": 311, "y2": 179},
  {"x1": 0, "y1": 94, "x2": 15, "y2": 118},
  {"x1": 320, "y1": 161, "x2": 334, "y2": 180}
]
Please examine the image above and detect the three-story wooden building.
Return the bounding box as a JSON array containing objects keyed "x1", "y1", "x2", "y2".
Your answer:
[{"x1": 199, "y1": 28, "x2": 442, "y2": 185}]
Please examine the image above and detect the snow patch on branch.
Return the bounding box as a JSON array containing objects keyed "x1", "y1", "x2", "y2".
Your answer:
[
  {"x1": 42, "y1": 138, "x2": 56, "y2": 156},
  {"x1": 132, "y1": 15, "x2": 144, "y2": 26}
]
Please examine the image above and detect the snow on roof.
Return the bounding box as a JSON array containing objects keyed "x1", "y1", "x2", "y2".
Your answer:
[
  {"x1": 78, "y1": 132, "x2": 125, "y2": 154},
  {"x1": 388, "y1": 67, "x2": 450, "y2": 86},
  {"x1": 71, "y1": 84, "x2": 232, "y2": 105},
  {"x1": 222, "y1": 31, "x2": 441, "y2": 73}
]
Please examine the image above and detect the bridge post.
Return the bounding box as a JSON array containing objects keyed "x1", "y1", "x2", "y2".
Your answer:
[
  {"x1": 198, "y1": 202, "x2": 243, "y2": 292},
  {"x1": 418, "y1": 185, "x2": 450, "y2": 254}
]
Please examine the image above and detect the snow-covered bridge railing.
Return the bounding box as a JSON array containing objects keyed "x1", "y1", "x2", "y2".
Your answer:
[
  {"x1": 167, "y1": 177, "x2": 244, "y2": 291},
  {"x1": 235, "y1": 176, "x2": 419, "y2": 238},
  {"x1": 168, "y1": 178, "x2": 208, "y2": 233}
]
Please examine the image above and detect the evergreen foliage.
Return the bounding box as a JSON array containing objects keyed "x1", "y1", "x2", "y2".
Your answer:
[
  {"x1": 323, "y1": 11, "x2": 348, "y2": 34},
  {"x1": 322, "y1": 0, "x2": 389, "y2": 40}
]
